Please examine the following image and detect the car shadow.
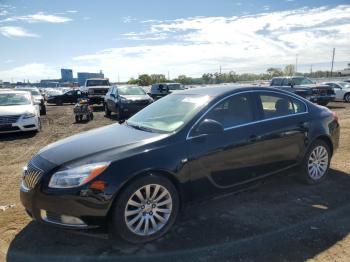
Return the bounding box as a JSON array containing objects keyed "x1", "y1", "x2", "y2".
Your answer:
[
  {"x1": 92, "y1": 105, "x2": 105, "y2": 112},
  {"x1": 0, "y1": 131, "x2": 37, "y2": 141},
  {"x1": 6, "y1": 169, "x2": 350, "y2": 261}
]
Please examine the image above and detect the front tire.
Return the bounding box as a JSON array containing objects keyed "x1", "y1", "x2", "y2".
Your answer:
[
  {"x1": 104, "y1": 104, "x2": 111, "y2": 117},
  {"x1": 111, "y1": 175, "x2": 179, "y2": 243},
  {"x1": 299, "y1": 140, "x2": 330, "y2": 184}
]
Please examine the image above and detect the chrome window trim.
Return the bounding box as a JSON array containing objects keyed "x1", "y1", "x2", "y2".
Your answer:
[{"x1": 186, "y1": 90, "x2": 309, "y2": 140}]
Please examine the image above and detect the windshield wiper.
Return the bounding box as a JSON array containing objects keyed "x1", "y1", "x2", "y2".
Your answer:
[{"x1": 125, "y1": 121, "x2": 155, "y2": 133}]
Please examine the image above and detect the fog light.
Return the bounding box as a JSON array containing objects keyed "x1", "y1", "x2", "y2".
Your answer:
[{"x1": 61, "y1": 215, "x2": 85, "y2": 225}]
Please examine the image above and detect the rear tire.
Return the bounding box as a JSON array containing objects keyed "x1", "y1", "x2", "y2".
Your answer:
[
  {"x1": 110, "y1": 175, "x2": 179, "y2": 244},
  {"x1": 344, "y1": 93, "x2": 350, "y2": 103},
  {"x1": 75, "y1": 115, "x2": 79, "y2": 123},
  {"x1": 40, "y1": 105, "x2": 46, "y2": 115},
  {"x1": 299, "y1": 140, "x2": 331, "y2": 184}
]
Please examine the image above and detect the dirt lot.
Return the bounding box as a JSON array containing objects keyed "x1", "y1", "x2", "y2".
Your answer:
[{"x1": 0, "y1": 102, "x2": 349, "y2": 261}]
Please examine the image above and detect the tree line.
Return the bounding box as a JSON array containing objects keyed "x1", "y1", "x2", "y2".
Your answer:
[{"x1": 126, "y1": 65, "x2": 341, "y2": 86}]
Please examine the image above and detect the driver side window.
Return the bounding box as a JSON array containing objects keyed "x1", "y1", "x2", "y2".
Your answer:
[{"x1": 205, "y1": 93, "x2": 254, "y2": 129}]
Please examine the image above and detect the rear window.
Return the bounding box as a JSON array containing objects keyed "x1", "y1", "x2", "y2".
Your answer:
[{"x1": 258, "y1": 93, "x2": 306, "y2": 119}]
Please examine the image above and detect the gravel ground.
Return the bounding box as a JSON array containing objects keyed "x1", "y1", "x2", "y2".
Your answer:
[{"x1": 0, "y1": 102, "x2": 349, "y2": 262}]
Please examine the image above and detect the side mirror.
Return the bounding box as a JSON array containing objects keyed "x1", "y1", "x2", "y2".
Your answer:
[
  {"x1": 110, "y1": 93, "x2": 115, "y2": 98},
  {"x1": 196, "y1": 119, "x2": 224, "y2": 136}
]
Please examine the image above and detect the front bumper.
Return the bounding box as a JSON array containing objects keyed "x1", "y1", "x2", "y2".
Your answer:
[
  {"x1": 88, "y1": 95, "x2": 105, "y2": 104},
  {"x1": 0, "y1": 116, "x2": 39, "y2": 133},
  {"x1": 20, "y1": 180, "x2": 111, "y2": 229},
  {"x1": 309, "y1": 95, "x2": 335, "y2": 103},
  {"x1": 119, "y1": 102, "x2": 151, "y2": 115}
]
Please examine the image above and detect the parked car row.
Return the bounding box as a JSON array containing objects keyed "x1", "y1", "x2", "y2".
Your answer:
[{"x1": 322, "y1": 81, "x2": 350, "y2": 102}]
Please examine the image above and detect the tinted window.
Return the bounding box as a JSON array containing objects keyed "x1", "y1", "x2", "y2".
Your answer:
[
  {"x1": 282, "y1": 78, "x2": 292, "y2": 86},
  {"x1": 206, "y1": 94, "x2": 254, "y2": 128},
  {"x1": 292, "y1": 77, "x2": 313, "y2": 85},
  {"x1": 270, "y1": 78, "x2": 283, "y2": 86},
  {"x1": 259, "y1": 93, "x2": 306, "y2": 118}
]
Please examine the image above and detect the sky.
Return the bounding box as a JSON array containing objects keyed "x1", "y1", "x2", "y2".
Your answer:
[{"x1": 0, "y1": 0, "x2": 349, "y2": 82}]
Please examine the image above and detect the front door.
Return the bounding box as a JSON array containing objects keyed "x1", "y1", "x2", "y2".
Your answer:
[{"x1": 187, "y1": 92, "x2": 268, "y2": 196}]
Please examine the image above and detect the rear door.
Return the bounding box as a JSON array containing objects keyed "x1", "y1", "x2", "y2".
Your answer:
[{"x1": 254, "y1": 91, "x2": 309, "y2": 172}]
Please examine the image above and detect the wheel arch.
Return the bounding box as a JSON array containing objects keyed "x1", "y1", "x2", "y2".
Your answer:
[
  {"x1": 314, "y1": 135, "x2": 334, "y2": 157},
  {"x1": 343, "y1": 92, "x2": 350, "y2": 101}
]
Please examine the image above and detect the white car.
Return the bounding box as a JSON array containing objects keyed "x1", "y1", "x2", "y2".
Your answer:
[
  {"x1": 0, "y1": 90, "x2": 41, "y2": 133},
  {"x1": 323, "y1": 82, "x2": 350, "y2": 102},
  {"x1": 15, "y1": 86, "x2": 46, "y2": 115}
]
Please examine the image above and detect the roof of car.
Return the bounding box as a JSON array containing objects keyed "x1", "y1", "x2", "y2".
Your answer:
[
  {"x1": 175, "y1": 85, "x2": 285, "y2": 97},
  {"x1": 0, "y1": 89, "x2": 31, "y2": 94}
]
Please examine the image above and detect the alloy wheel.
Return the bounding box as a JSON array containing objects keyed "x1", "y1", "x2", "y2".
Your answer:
[
  {"x1": 307, "y1": 146, "x2": 329, "y2": 180},
  {"x1": 124, "y1": 184, "x2": 172, "y2": 236}
]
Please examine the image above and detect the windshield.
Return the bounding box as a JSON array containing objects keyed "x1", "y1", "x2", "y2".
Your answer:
[
  {"x1": 338, "y1": 82, "x2": 350, "y2": 88},
  {"x1": 127, "y1": 94, "x2": 211, "y2": 133},
  {"x1": 0, "y1": 93, "x2": 31, "y2": 106},
  {"x1": 118, "y1": 86, "x2": 146, "y2": 95},
  {"x1": 292, "y1": 78, "x2": 314, "y2": 85},
  {"x1": 86, "y1": 80, "x2": 110, "y2": 86}
]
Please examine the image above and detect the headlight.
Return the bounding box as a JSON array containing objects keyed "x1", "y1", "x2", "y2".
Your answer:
[
  {"x1": 22, "y1": 113, "x2": 36, "y2": 119},
  {"x1": 48, "y1": 162, "x2": 110, "y2": 188}
]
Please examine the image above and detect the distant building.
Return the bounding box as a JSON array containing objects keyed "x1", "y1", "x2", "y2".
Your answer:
[
  {"x1": 61, "y1": 69, "x2": 73, "y2": 82},
  {"x1": 40, "y1": 80, "x2": 60, "y2": 88},
  {"x1": 77, "y1": 72, "x2": 104, "y2": 86}
]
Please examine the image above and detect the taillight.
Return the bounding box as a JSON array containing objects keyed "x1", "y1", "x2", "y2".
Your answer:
[{"x1": 332, "y1": 111, "x2": 339, "y2": 123}]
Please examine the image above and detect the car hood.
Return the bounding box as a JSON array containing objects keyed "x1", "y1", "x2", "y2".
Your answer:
[
  {"x1": 122, "y1": 95, "x2": 150, "y2": 101},
  {"x1": 38, "y1": 123, "x2": 167, "y2": 166},
  {"x1": 0, "y1": 104, "x2": 35, "y2": 116}
]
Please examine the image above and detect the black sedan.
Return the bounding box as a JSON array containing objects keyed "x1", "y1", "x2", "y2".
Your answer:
[
  {"x1": 47, "y1": 90, "x2": 83, "y2": 105},
  {"x1": 104, "y1": 86, "x2": 154, "y2": 120},
  {"x1": 20, "y1": 86, "x2": 339, "y2": 243}
]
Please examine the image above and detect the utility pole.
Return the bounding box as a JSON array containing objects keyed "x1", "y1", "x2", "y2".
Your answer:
[
  {"x1": 295, "y1": 54, "x2": 298, "y2": 75},
  {"x1": 168, "y1": 71, "x2": 170, "y2": 80},
  {"x1": 330, "y1": 48, "x2": 335, "y2": 77},
  {"x1": 310, "y1": 64, "x2": 313, "y2": 75},
  {"x1": 219, "y1": 65, "x2": 222, "y2": 74}
]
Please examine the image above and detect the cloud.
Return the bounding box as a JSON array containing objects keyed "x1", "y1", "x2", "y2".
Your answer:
[
  {"x1": 0, "y1": 63, "x2": 58, "y2": 82},
  {"x1": 0, "y1": 26, "x2": 38, "y2": 38},
  {"x1": 122, "y1": 16, "x2": 136, "y2": 23},
  {"x1": 2, "y1": 5, "x2": 350, "y2": 82},
  {"x1": 3, "y1": 12, "x2": 72, "y2": 23},
  {"x1": 66, "y1": 10, "x2": 78, "y2": 13}
]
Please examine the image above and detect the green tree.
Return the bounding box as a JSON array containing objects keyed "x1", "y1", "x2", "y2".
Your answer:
[
  {"x1": 266, "y1": 67, "x2": 283, "y2": 77},
  {"x1": 138, "y1": 74, "x2": 152, "y2": 86}
]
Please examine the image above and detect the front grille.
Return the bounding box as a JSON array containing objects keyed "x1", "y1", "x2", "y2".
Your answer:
[
  {"x1": 0, "y1": 115, "x2": 21, "y2": 124},
  {"x1": 0, "y1": 125, "x2": 20, "y2": 132},
  {"x1": 90, "y1": 88, "x2": 108, "y2": 95},
  {"x1": 22, "y1": 158, "x2": 44, "y2": 190},
  {"x1": 134, "y1": 100, "x2": 150, "y2": 105},
  {"x1": 313, "y1": 88, "x2": 335, "y2": 96}
]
